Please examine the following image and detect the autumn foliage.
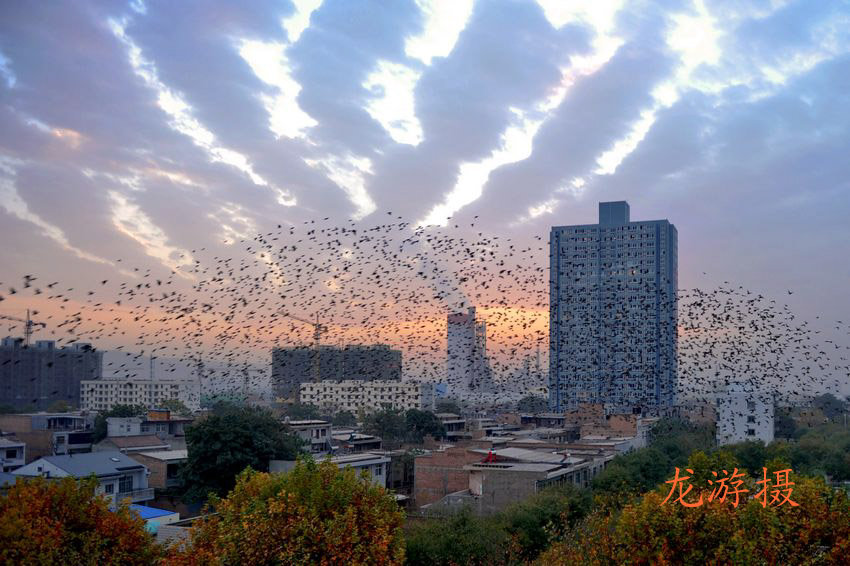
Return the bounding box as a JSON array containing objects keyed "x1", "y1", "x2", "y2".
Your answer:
[
  {"x1": 166, "y1": 458, "x2": 406, "y2": 565},
  {"x1": 0, "y1": 476, "x2": 161, "y2": 565},
  {"x1": 539, "y1": 475, "x2": 850, "y2": 565}
]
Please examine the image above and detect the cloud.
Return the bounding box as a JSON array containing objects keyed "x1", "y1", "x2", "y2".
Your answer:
[{"x1": 1, "y1": 0, "x2": 849, "y2": 373}]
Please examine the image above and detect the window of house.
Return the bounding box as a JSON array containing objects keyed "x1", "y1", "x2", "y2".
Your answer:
[
  {"x1": 104, "y1": 483, "x2": 114, "y2": 494},
  {"x1": 119, "y1": 475, "x2": 133, "y2": 493},
  {"x1": 6, "y1": 449, "x2": 17, "y2": 459}
]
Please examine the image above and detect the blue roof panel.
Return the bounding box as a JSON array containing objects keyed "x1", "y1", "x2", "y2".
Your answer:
[{"x1": 129, "y1": 504, "x2": 175, "y2": 520}]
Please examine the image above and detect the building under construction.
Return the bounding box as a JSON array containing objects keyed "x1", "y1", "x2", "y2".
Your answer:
[
  {"x1": 271, "y1": 344, "x2": 402, "y2": 402},
  {"x1": 0, "y1": 337, "x2": 103, "y2": 411}
]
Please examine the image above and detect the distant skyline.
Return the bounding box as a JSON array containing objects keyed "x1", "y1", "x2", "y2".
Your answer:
[{"x1": 1, "y1": 2, "x2": 849, "y2": 392}]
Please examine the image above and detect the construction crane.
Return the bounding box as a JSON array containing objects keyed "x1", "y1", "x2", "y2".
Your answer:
[
  {"x1": 281, "y1": 312, "x2": 328, "y2": 383},
  {"x1": 0, "y1": 309, "x2": 46, "y2": 346}
]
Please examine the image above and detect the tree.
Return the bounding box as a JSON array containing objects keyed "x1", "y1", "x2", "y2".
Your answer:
[
  {"x1": 435, "y1": 399, "x2": 461, "y2": 414},
  {"x1": 284, "y1": 402, "x2": 322, "y2": 420},
  {"x1": 406, "y1": 484, "x2": 592, "y2": 566},
  {"x1": 497, "y1": 483, "x2": 592, "y2": 562},
  {"x1": 92, "y1": 404, "x2": 147, "y2": 442},
  {"x1": 591, "y1": 447, "x2": 672, "y2": 498},
  {"x1": 540, "y1": 475, "x2": 850, "y2": 565},
  {"x1": 774, "y1": 406, "x2": 797, "y2": 438},
  {"x1": 726, "y1": 440, "x2": 767, "y2": 476},
  {"x1": 47, "y1": 399, "x2": 73, "y2": 412},
  {"x1": 332, "y1": 410, "x2": 357, "y2": 427},
  {"x1": 166, "y1": 460, "x2": 405, "y2": 565},
  {"x1": 404, "y1": 409, "x2": 445, "y2": 443},
  {"x1": 516, "y1": 395, "x2": 548, "y2": 413},
  {"x1": 181, "y1": 406, "x2": 303, "y2": 502},
  {"x1": 362, "y1": 406, "x2": 407, "y2": 447},
  {"x1": 0, "y1": 476, "x2": 161, "y2": 565},
  {"x1": 158, "y1": 398, "x2": 191, "y2": 416},
  {"x1": 0, "y1": 403, "x2": 36, "y2": 414},
  {"x1": 406, "y1": 506, "x2": 508, "y2": 566},
  {"x1": 813, "y1": 393, "x2": 848, "y2": 421}
]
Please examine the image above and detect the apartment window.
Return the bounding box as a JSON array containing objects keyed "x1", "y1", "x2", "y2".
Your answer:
[
  {"x1": 747, "y1": 429, "x2": 756, "y2": 437},
  {"x1": 119, "y1": 475, "x2": 133, "y2": 493},
  {"x1": 747, "y1": 401, "x2": 756, "y2": 411},
  {"x1": 747, "y1": 416, "x2": 756, "y2": 423}
]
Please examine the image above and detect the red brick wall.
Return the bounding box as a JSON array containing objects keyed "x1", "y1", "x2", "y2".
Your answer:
[{"x1": 413, "y1": 446, "x2": 482, "y2": 508}]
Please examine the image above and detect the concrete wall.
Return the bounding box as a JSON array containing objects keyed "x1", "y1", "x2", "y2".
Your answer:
[{"x1": 470, "y1": 468, "x2": 541, "y2": 514}]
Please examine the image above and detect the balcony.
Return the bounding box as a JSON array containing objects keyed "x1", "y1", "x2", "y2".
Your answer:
[{"x1": 117, "y1": 487, "x2": 155, "y2": 503}]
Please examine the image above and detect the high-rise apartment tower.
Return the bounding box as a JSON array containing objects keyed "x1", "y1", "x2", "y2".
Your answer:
[
  {"x1": 549, "y1": 202, "x2": 677, "y2": 413},
  {"x1": 447, "y1": 307, "x2": 491, "y2": 393}
]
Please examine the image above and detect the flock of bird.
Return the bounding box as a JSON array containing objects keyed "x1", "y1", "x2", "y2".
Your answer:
[{"x1": 1, "y1": 215, "x2": 848, "y2": 410}]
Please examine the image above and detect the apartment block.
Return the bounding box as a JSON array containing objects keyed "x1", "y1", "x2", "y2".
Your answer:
[
  {"x1": 550, "y1": 201, "x2": 678, "y2": 413},
  {"x1": 299, "y1": 380, "x2": 435, "y2": 413},
  {"x1": 716, "y1": 384, "x2": 774, "y2": 446},
  {"x1": 80, "y1": 378, "x2": 200, "y2": 412}
]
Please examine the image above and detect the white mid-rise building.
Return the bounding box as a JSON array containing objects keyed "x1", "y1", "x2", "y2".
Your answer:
[
  {"x1": 80, "y1": 379, "x2": 200, "y2": 412},
  {"x1": 716, "y1": 385, "x2": 774, "y2": 446},
  {"x1": 300, "y1": 380, "x2": 435, "y2": 413}
]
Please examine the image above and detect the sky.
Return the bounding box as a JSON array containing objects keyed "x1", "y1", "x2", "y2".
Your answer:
[{"x1": 1, "y1": 1, "x2": 849, "y2": 394}]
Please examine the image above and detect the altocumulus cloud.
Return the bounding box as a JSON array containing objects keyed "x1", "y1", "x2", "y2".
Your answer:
[{"x1": 0, "y1": 0, "x2": 848, "y2": 329}]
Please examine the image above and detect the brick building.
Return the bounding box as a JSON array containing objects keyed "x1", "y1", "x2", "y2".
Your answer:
[{"x1": 413, "y1": 445, "x2": 483, "y2": 507}]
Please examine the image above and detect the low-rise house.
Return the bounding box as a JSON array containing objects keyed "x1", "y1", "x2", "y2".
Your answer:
[
  {"x1": 418, "y1": 445, "x2": 610, "y2": 515},
  {"x1": 331, "y1": 452, "x2": 391, "y2": 487},
  {"x1": 12, "y1": 450, "x2": 154, "y2": 508},
  {"x1": 463, "y1": 458, "x2": 597, "y2": 514},
  {"x1": 107, "y1": 409, "x2": 193, "y2": 439},
  {"x1": 129, "y1": 504, "x2": 181, "y2": 532},
  {"x1": 130, "y1": 450, "x2": 187, "y2": 490},
  {"x1": 520, "y1": 412, "x2": 569, "y2": 428},
  {"x1": 580, "y1": 415, "x2": 657, "y2": 450},
  {"x1": 435, "y1": 413, "x2": 470, "y2": 441},
  {"x1": 332, "y1": 430, "x2": 382, "y2": 453},
  {"x1": 95, "y1": 434, "x2": 171, "y2": 453},
  {"x1": 386, "y1": 449, "x2": 416, "y2": 498},
  {"x1": 269, "y1": 451, "x2": 391, "y2": 488},
  {"x1": 414, "y1": 445, "x2": 484, "y2": 507},
  {"x1": 0, "y1": 437, "x2": 26, "y2": 471},
  {"x1": 0, "y1": 471, "x2": 19, "y2": 495},
  {"x1": 285, "y1": 419, "x2": 332, "y2": 455},
  {"x1": 0, "y1": 412, "x2": 93, "y2": 462}
]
